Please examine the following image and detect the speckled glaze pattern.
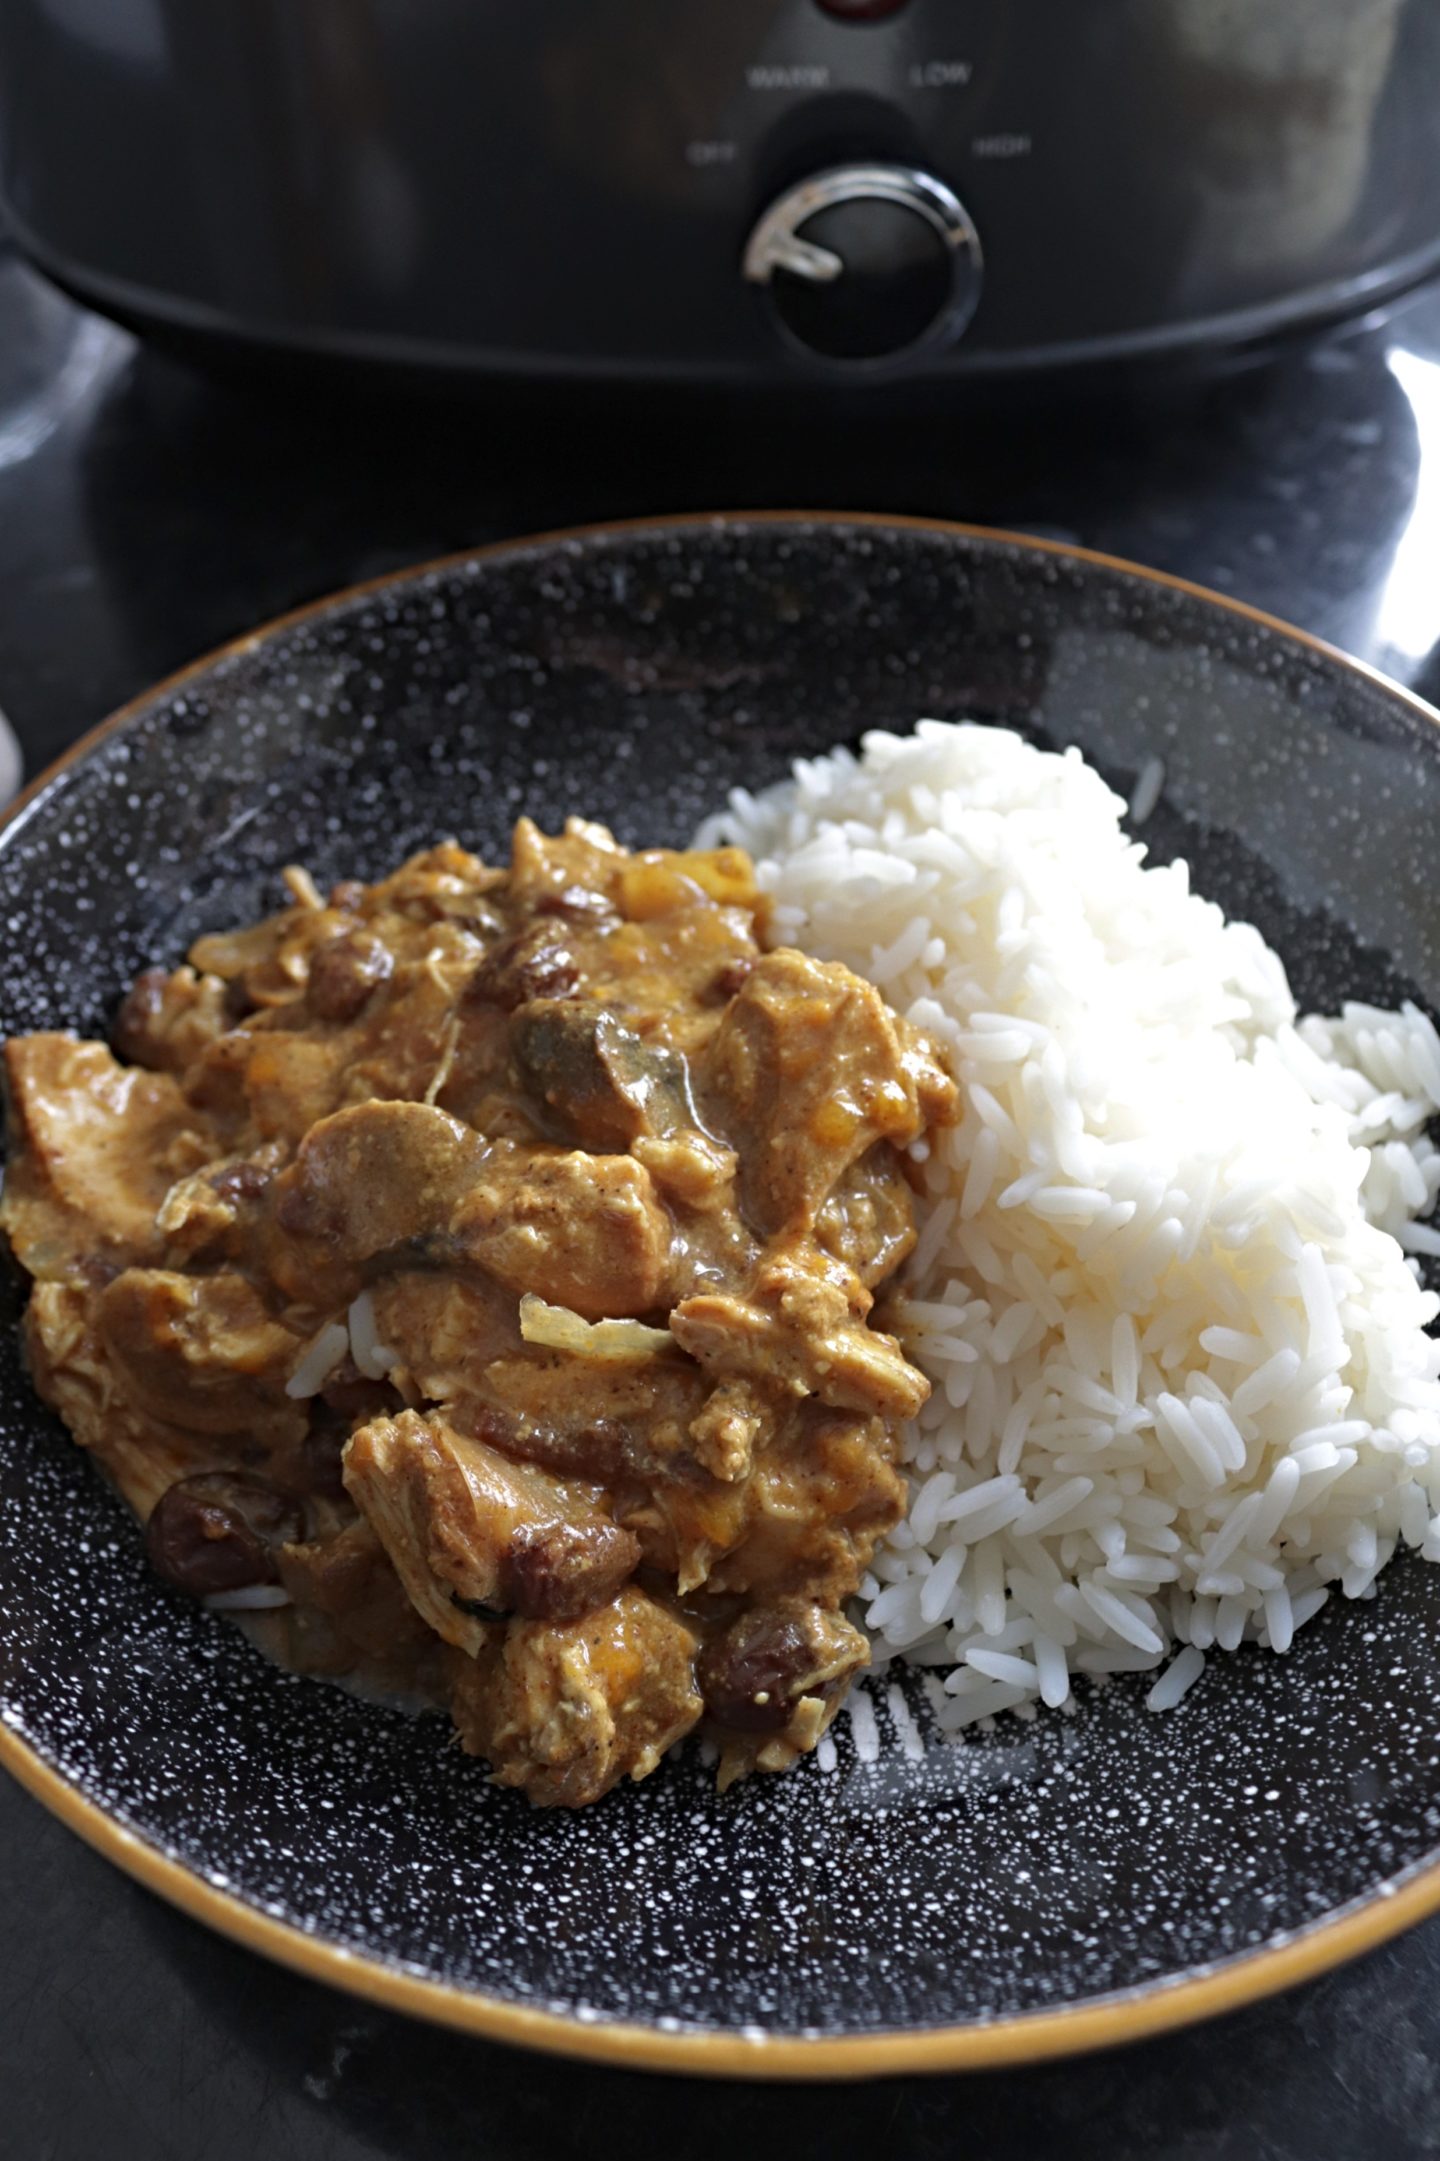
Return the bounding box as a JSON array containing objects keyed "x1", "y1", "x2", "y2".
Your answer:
[{"x1": 3, "y1": 516, "x2": 1440, "y2": 2048}]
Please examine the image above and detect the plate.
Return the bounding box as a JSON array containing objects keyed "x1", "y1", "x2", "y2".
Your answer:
[{"x1": 3, "y1": 513, "x2": 1440, "y2": 2079}]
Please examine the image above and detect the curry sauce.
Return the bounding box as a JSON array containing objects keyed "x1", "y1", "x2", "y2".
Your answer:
[{"x1": 2, "y1": 819, "x2": 957, "y2": 1805}]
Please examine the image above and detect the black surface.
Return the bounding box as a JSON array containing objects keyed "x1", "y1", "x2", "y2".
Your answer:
[
  {"x1": 769, "y1": 196, "x2": 958, "y2": 361},
  {"x1": 4, "y1": 239, "x2": 1440, "y2": 2151},
  {"x1": 9, "y1": 517, "x2": 1440, "y2": 2052},
  {"x1": 6, "y1": 0, "x2": 1440, "y2": 384}
]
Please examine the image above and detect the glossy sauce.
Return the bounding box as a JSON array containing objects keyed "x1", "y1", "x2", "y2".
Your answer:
[{"x1": 2, "y1": 819, "x2": 957, "y2": 1805}]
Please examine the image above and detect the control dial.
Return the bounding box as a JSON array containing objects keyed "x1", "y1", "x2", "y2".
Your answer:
[{"x1": 743, "y1": 164, "x2": 982, "y2": 368}]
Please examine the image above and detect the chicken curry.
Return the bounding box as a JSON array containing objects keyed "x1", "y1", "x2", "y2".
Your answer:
[{"x1": 2, "y1": 819, "x2": 957, "y2": 1805}]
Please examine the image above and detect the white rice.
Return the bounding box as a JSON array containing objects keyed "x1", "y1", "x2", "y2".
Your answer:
[
  {"x1": 347, "y1": 1290, "x2": 398, "y2": 1380},
  {"x1": 1128, "y1": 755, "x2": 1166, "y2": 827},
  {"x1": 205, "y1": 1584, "x2": 294, "y2": 1612},
  {"x1": 284, "y1": 1320, "x2": 350, "y2": 1400},
  {"x1": 701, "y1": 721, "x2": 1440, "y2": 1723}
]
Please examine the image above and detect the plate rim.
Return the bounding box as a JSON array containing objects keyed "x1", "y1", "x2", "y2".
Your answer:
[{"x1": 4, "y1": 506, "x2": 1440, "y2": 2080}]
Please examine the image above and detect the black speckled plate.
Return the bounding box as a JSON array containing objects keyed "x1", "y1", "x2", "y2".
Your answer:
[{"x1": 4, "y1": 513, "x2": 1440, "y2": 2079}]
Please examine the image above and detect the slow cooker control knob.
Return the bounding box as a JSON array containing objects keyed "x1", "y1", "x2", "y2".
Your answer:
[{"x1": 742, "y1": 164, "x2": 982, "y2": 367}]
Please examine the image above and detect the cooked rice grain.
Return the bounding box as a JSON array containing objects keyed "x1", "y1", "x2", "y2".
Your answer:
[{"x1": 702, "y1": 722, "x2": 1440, "y2": 1721}]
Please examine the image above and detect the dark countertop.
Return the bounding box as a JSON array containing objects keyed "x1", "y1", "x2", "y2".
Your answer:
[{"x1": 4, "y1": 239, "x2": 1440, "y2": 2159}]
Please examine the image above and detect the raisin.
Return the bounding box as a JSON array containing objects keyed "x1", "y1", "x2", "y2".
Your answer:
[
  {"x1": 710, "y1": 957, "x2": 755, "y2": 1003},
  {"x1": 698, "y1": 1608, "x2": 834, "y2": 1733},
  {"x1": 209, "y1": 1160, "x2": 273, "y2": 1206},
  {"x1": 112, "y1": 969, "x2": 169, "y2": 1066},
  {"x1": 308, "y1": 932, "x2": 394, "y2": 1022},
  {"x1": 536, "y1": 885, "x2": 619, "y2": 926},
  {"x1": 145, "y1": 1472, "x2": 303, "y2": 1597},
  {"x1": 502, "y1": 1518, "x2": 641, "y2": 1623},
  {"x1": 468, "y1": 923, "x2": 579, "y2": 1011}
]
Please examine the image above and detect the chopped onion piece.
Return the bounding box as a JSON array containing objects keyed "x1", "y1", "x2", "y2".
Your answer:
[
  {"x1": 519, "y1": 1293, "x2": 675, "y2": 1361},
  {"x1": 282, "y1": 864, "x2": 324, "y2": 910}
]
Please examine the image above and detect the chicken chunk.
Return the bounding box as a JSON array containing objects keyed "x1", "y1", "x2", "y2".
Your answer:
[
  {"x1": 670, "y1": 1244, "x2": 929, "y2": 1421},
  {"x1": 449, "y1": 1585, "x2": 702, "y2": 1808},
  {"x1": 452, "y1": 1145, "x2": 671, "y2": 1319},
  {"x1": 703, "y1": 1403, "x2": 905, "y2": 1603},
  {"x1": 2, "y1": 1036, "x2": 213, "y2": 1277},
  {"x1": 686, "y1": 1377, "x2": 768, "y2": 1483},
  {"x1": 268, "y1": 1099, "x2": 489, "y2": 1300},
  {"x1": 702, "y1": 948, "x2": 957, "y2": 1238},
  {"x1": 24, "y1": 1282, "x2": 221, "y2": 1517},
  {"x1": 94, "y1": 1268, "x2": 305, "y2": 1446},
  {"x1": 610, "y1": 1451, "x2": 752, "y2": 1596},
  {"x1": 238, "y1": 1029, "x2": 363, "y2": 1148},
  {"x1": 277, "y1": 1516, "x2": 443, "y2": 1679},
  {"x1": 365, "y1": 1272, "x2": 520, "y2": 1405},
  {"x1": 343, "y1": 1409, "x2": 641, "y2": 1654},
  {"x1": 815, "y1": 1146, "x2": 919, "y2": 1287}
]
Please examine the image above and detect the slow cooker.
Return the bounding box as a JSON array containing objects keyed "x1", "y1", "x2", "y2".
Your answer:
[{"x1": 3, "y1": 0, "x2": 1439, "y2": 384}]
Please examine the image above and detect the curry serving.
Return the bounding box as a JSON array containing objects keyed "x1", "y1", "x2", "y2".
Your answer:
[{"x1": 2, "y1": 818, "x2": 956, "y2": 1805}]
